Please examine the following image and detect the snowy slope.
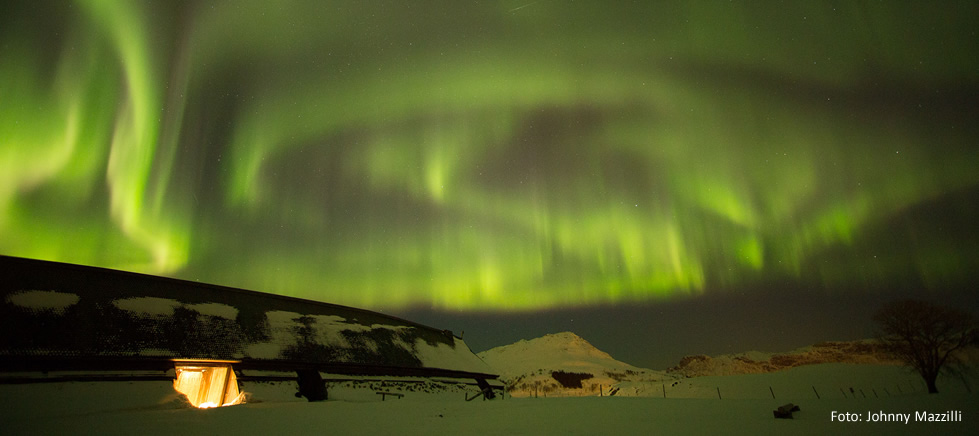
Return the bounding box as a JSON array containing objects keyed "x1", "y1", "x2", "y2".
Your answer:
[
  {"x1": 477, "y1": 332, "x2": 674, "y2": 397},
  {"x1": 415, "y1": 337, "x2": 496, "y2": 374},
  {"x1": 666, "y1": 340, "x2": 903, "y2": 378}
]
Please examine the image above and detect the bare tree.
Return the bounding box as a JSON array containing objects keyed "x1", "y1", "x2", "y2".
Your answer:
[{"x1": 874, "y1": 299, "x2": 977, "y2": 394}]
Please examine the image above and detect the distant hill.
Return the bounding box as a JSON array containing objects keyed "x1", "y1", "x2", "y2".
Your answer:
[
  {"x1": 477, "y1": 332, "x2": 673, "y2": 397},
  {"x1": 477, "y1": 333, "x2": 923, "y2": 397},
  {"x1": 666, "y1": 340, "x2": 902, "y2": 378}
]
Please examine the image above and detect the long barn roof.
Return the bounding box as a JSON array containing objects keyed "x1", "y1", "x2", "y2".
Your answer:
[{"x1": 0, "y1": 255, "x2": 496, "y2": 380}]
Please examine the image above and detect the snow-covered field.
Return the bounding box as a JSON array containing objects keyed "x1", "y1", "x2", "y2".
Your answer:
[
  {"x1": 3, "y1": 363, "x2": 976, "y2": 435},
  {"x1": 9, "y1": 393, "x2": 977, "y2": 435}
]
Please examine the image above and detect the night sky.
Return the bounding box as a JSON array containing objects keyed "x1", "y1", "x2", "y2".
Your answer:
[{"x1": 2, "y1": 1, "x2": 978, "y2": 369}]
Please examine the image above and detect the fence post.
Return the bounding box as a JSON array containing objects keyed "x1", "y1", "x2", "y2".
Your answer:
[{"x1": 662, "y1": 383, "x2": 666, "y2": 398}]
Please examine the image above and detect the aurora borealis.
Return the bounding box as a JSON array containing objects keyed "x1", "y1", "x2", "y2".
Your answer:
[{"x1": 2, "y1": 0, "x2": 978, "y2": 322}]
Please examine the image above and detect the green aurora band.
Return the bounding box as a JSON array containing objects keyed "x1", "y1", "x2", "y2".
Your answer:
[{"x1": 1, "y1": 1, "x2": 977, "y2": 310}]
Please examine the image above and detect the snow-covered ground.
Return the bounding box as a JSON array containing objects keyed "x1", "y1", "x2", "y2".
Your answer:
[
  {"x1": 3, "y1": 331, "x2": 976, "y2": 434},
  {"x1": 3, "y1": 363, "x2": 976, "y2": 435}
]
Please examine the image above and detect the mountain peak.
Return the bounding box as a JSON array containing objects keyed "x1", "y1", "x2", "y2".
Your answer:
[
  {"x1": 542, "y1": 331, "x2": 584, "y2": 341},
  {"x1": 537, "y1": 331, "x2": 589, "y2": 346},
  {"x1": 483, "y1": 333, "x2": 631, "y2": 372},
  {"x1": 476, "y1": 332, "x2": 670, "y2": 397},
  {"x1": 487, "y1": 331, "x2": 611, "y2": 361}
]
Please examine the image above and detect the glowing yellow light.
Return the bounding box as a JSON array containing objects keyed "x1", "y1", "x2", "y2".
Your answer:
[{"x1": 173, "y1": 362, "x2": 245, "y2": 409}]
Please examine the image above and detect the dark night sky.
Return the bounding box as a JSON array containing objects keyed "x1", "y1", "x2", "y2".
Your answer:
[{"x1": 1, "y1": 1, "x2": 977, "y2": 369}]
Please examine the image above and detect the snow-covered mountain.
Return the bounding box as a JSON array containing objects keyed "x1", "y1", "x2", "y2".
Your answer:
[
  {"x1": 477, "y1": 332, "x2": 674, "y2": 397},
  {"x1": 666, "y1": 340, "x2": 903, "y2": 378},
  {"x1": 476, "y1": 333, "x2": 921, "y2": 398}
]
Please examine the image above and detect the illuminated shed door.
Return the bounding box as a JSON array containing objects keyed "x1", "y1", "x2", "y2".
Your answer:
[{"x1": 173, "y1": 361, "x2": 245, "y2": 408}]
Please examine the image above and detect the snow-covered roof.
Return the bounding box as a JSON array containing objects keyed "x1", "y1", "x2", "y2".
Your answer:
[{"x1": 0, "y1": 255, "x2": 495, "y2": 378}]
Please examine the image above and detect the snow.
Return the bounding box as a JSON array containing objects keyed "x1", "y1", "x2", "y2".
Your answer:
[
  {"x1": 479, "y1": 332, "x2": 655, "y2": 376},
  {"x1": 112, "y1": 297, "x2": 182, "y2": 317},
  {"x1": 413, "y1": 338, "x2": 494, "y2": 374},
  {"x1": 244, "y1": 311, "x2": 415, "y2": 359},
  {"x1": 184, "y1": 302, "x2": 238, "y2": 320},
  {"x1": 3, "y1": 327, "x2": 975, "y2": 434},
  {"x1": 244, "y1": 342, "x2": 286, "y2": 360},
  {"x1": 244, "y1": 310, "x2": 300, "y2": 358},
  {"x1": 2, "y1": 364, "x2": 976, "y2": 435},
  {"x1": 668, "y1": 341, "x2": 900, "y2": 377},
  {"x1": 112, "y1": 297, "x2": 242, "y2": 320},
  {"x1": 240, "y1": 310, "x2": 483, "y2": 369},
  {"x1": 6, "y1": 290, "x2": 79, "y2": 314},
  {"x1": 3, "y1": 331, "x2": 976, "y2": 434},
  {"x1": 478, "y1": 332, "x2": 673, "y2": 397}
]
